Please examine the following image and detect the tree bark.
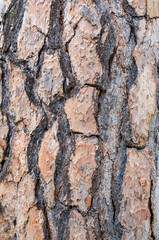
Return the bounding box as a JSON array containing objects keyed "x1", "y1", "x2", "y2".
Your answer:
[{"x1": 0, "y1": 0, "x2": 159, "y2": 239}]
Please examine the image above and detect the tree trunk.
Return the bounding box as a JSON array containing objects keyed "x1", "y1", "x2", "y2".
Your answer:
[{"x1": 0, "y1": 0, "x2": 159, "y2": 239}]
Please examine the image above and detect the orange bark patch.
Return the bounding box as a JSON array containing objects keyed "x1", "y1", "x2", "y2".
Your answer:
[
  {"x1": 69, "y1": 136, "x2": 98, "y2": 212},
  {"x1": 26, "y1": 206, "x2": 44, "y2": 240},
  {"x1": 121, "y1": 147, "x2": 153, "y2": 239},
  {"x1": 64, "y1": 87, "x2": 98, "y2": 135}
]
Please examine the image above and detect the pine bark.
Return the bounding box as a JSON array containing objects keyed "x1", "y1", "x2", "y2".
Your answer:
[{"x1": 0, "y1": 0, "x2": 159, "y2": 239}]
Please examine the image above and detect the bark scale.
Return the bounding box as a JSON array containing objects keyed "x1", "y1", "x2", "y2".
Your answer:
[{"x1": 0, "y1": 0, "x2": 159, "y2": 239}]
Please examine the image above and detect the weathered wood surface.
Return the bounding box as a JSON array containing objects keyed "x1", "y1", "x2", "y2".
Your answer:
[{"x1": 0, "y1": 0, "x2": 159, "y2": 239}]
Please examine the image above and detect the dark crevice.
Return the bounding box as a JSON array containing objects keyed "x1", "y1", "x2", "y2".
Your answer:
[
  {"x1": 120, "y1": 17, "x2": 138, "y2": 147},
  {"x1": 54, "y1": 112, "x2": 73, "y2": 204},
  {"x1": 84, "y1": 83, "x2": 106, "y2": 91},
  {"x1": 0, "y1": 157, "x2": 10, "y2": 181},
  {"x1": 149, "y1": 178, "x2": 155, "y2": 240},
  {"x1": 110, "y1": 98, "x2": 129, "y2": 237},
  {"x1": 71, "y1": 131, "x2": 102, "y2": 141},
  {"x1": 24, "y1": 67, "x2": 42, "y2": 108},
  {"x1": 0, "y1": 60, "x2": 14, "y2": 181},
  {"x1": 8, "y1": 233, "x2": 17, "y2": 240},
  {"x1": 48, "y1": 0, "x2": 64, "y2": 50},
  {"x1": 42, "y1": 199, "x2": 52, "y2": 240},
  {"x1": 123, "y1": 0, "x2": 137, "y2": 18},
  {"x1": 2, "y1": 0, "x2": 26, "y2": 53},
  {"x1": 36, "y1": 40, "x2": 47, "y2": 80},
  {"x1": 59, "y1": 49, "x2": 76, "y2": 92},
  {"x1": 0, "y1": 59, "x2": 9, "y2": 113},
  {"x1": 63, "y1": 77, "x2": 67, "y2": 95},
  {"x1": 27, "y1": 116, "x2": 48, "y2": 174},
  {"x1": 4, "y1": 52, "x2": 27, "y2": 69},
  {"x1": 121, "y1": 89, "x2": 132, "y2": 146},
  {"x1": 94, "y1": 13, "x2": 128, "y2": 237},
  {"x1": 128, "y1": 23, "x2": 137, "y2": 44},
  {"x1": 65, "y1": 17, "x2": 83, "y2": 51},
  {"x1": 154, "y1": 125, "x2": 159, "y2": 172},
  {"x1": 89, "y1": 85, "x2": 117, "y2": 238},
  {"x1": 51, "y1": 202, "x2": 70, "y2": 240},
  {"x1": 55, "y1": 200, "x2": 88, "y2": 219},
  {"x1": 93, "y1": 88, "x2": 103, "y2": 141},
  {"x1": 87, "y1": 138, "x2": 106, "y2": 239},
  {"x1": 108, "y1": 46, "x2": 117, "y2": 77},
  {"x1": 34, "y1": 170, "x2": 51, "y2": 240},
  {"x1": 127, "y1": 144, "x2": 146, "y2": 150},
  {"x1": 52, "y1": 111, "x2": 75, "y2": 239},
  {"x1": 127, "y1": 57, "x2": 138, "y2": 91},
  {"x1": 111, "y1": 146, "x2": 127, "y2": 238},
  {"x1": 92, "y1": 0, "x2": 101, "y2": 8},
  {"x1": 122, "y1": 0, "x2": 138, "y2": 44},
  {"x1": 97, "y1": 24, "x2": 116, "y2": 88},
  {"x1": 0, "y1": 114, "x2": 13, "y2": 181},
  {"x1": 57, "y1": 207, "x2": 70, "y2": 240},
  {"x1": 13, "y1": 219, "x2": 16, "y2": 227},
  {"x1": 48, "y1": 94, "x2": 65, "y2": 116},
  {"x1": 48, "y1": 0, "x2": 76, "y2": 94},
  {"x1": 97, "y1": 24, "x2": 116, "y2": 69},
  {"x1": 35, "y1": 170, "x2": 42, "y2": 209},
  {"x1": 91, "y1": 140, "x2": 103, "y2": 195},
  {"x1": 61, "y1": 18, "x2": 83, "y2": 93}
]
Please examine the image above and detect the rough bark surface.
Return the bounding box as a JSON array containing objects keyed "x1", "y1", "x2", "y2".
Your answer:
[{"x1": 0, "y1": 0, "x2": 159, "y2": 239}]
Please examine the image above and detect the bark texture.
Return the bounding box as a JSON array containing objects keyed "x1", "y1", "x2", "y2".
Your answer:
[{"x1": 0, "y1": 0, "x2": 159, "y2": 239}]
